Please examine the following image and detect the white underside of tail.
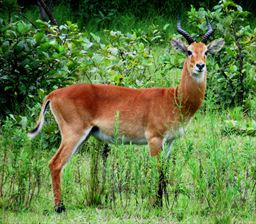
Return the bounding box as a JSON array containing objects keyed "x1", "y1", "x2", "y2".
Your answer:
[
  {"x1": 28, "y1": 100, "x2": 49, "y2": 139},
  {"x1": 27, "y1": 116, "x2": 45, "y2": 139}
]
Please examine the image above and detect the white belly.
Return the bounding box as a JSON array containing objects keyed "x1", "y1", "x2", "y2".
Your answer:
[
  {"x1": 163, "y1": 125, "x2": 187, "y2": 144},
  {"x1": 91, "y1": 128, "x2": 147, "y2": 145}
]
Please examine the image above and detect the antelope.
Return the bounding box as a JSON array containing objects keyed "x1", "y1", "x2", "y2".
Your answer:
[{"x1": 28, "y1": 18, "x2": 224, "y2": 213}]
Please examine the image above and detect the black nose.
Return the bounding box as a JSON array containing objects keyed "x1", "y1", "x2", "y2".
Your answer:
[{"x1": 196, "y1": 63, "x2": 205, "y2": 71}]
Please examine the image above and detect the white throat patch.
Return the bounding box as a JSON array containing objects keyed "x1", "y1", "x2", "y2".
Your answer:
[{"x1": 192, "y1": 71, "x2": 205, "y2": 83}]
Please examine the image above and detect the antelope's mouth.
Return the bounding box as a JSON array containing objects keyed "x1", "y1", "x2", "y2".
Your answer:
[
  {"x1": 193, "y1": 65, "x2": 206, "y2": 75},
  {"x1": 194, "y1": 68, "x2": 205, "y2": 74},
  {"x1": 192, "y1": 69, "x2": 205, "y2": 81}
]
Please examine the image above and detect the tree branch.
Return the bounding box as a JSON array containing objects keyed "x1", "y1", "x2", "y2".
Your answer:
[{"x1": 37, "y1": 0, "x2": 57, "y2": 26}]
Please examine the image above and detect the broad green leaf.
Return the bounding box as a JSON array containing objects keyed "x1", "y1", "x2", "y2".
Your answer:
[{"x1": 90, "y1": 32, "x2": 101, "y2": 43}]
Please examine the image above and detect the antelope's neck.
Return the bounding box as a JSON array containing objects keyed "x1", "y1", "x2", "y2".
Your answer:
[{"x1": 176, "y1": 60, "x2": 206, "y2": 119}]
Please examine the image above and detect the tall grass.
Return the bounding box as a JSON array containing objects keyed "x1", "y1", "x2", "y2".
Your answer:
[{"x1": 1, "y1": 109, "x2": 255, "y2": 223}]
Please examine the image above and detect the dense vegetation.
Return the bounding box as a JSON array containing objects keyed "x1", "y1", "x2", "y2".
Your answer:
[
  {"x1": 2, "y1": 0, "x2": 256, "y2": 27},
  {"x1": 0, "y1": 0, "x2": 255, "y2": 223}
]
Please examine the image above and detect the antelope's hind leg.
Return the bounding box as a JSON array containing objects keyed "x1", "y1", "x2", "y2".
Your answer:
[{"x1": 49, "y1": 126, "x2": 93, "y2": 213}]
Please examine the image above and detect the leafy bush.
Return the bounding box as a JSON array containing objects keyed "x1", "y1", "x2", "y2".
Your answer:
[
  {"x1": 0, "y1": 19, "x2": 81, "y2": 117},
  {"x1": 223, "y1": 107, "x2": 256, "y2": 136},
  {"x1": 86, "y1": 30, "x2": 152, "y2": 86},
  {"x1": 0, "y1": 18, "x2": 154, "y2": 118},
  {"x1": 186, "y1": 0, "x2": 256, "y2": 108}
]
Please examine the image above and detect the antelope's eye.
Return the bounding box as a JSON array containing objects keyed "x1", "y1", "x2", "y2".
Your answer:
[
  {"x1": 205, "y1": 51, "x2": 208, "y2": 56},
  {"x1": 187, "y1": 50, "x2": 192, "y2": 56}
]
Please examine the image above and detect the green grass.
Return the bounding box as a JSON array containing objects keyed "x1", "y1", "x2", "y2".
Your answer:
[
  {"x1": 1, "y1": 108, "x2": 256, "y2": 224},
  {"x1": 1, "y1": 207, "x2": 183, "y2": 224}
]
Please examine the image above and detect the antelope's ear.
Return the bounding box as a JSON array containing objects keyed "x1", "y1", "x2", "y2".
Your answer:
[
  {"x1": 171, "y1": 38, "x2": 188, "y2": 54},
  {"x1": 207, "y1": 38, "x2": 225, "y2": 54}
]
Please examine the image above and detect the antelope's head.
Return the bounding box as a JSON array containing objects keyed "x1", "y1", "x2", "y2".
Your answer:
[{"x1": 171, "y1": 18, "x2": 224, "y2": 82}]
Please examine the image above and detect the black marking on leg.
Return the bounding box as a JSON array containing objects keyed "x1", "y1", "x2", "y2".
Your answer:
[
  {"x1": 155, "y1": 166, "x2": 169, "y2": 207},
  {"x1": 54, "y1": 202, "x2": 66, "y2": 213},
  {"x1": 102, "y1": 144, "x2": 110, "y2": 161},
  {"x1": 102, "y1": 144, "x2": 110, "y2": 202},
  {"x1": 156, "y1": 169, "x2": 164, "y2": 207}
]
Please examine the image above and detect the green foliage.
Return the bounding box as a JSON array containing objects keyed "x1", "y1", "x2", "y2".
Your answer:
[
  {"x1": 86, "y1": 30, "x2": 152, "y2": 86},
  {"x1": 84, "y1": 141, "x2": 103, "y2": 206},
  {"x1": 223, "y1": 107, "x2": 256, "y2": 136},
  {"x1": 0, "y1": 0, "x2": 19, "y2": 20},
  {"x1": 186, "y1": 0, "x2": 256, "y2": 108},
  {"x1": 0, "y1": 118, "x2": 47, "y2": 210},
  {"x1": 39, "y1": 0, "x2": 255, "y2": 29},
  {"x1": 224, "y1": 118, "x2": 256, "y2": 136},
  {"x1": 0, "y1": 18, "x2": 156, "y2": 117},
  {"x1": 0, "y1": 19, "x2": 82, "y2": 117}
]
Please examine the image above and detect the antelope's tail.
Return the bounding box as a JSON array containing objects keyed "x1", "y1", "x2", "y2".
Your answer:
[{"x1": 28, "y1": 96, "x2": 50, "y2": 139}]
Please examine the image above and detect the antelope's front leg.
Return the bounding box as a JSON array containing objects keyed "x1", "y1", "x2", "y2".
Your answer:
[
  {"x1": 148, "y1": 136, "x2": 163, "y2": 157},
  {"x1": 148, "y1": 136, "x2": 166, "y2": 206}
]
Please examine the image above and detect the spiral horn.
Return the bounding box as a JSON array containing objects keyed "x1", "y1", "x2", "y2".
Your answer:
[
  {"x1": 177, "y1": 16, "x2": 195, "y2": 44},
  {"x1": 201, "y1": 17, "x2": 213, "y2": 43}
]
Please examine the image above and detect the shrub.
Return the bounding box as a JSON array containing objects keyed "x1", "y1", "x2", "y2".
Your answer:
[
  {"x1": 0, "y1": 19, "x2": 81, "y2": 117},
  {"x1": 0, "y1": 118, "x2": 46, "y2": 210},
  {"x1": 0, "y1": 18, "x2": 154, "y2": 118},
  {"x1": 186, "y1": 0, "x2": 256, "y2": 108}
]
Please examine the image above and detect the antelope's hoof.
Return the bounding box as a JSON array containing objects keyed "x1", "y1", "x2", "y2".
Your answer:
[{"x1": 55, "y1": 202, "x2": 66, "y2": 213}]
